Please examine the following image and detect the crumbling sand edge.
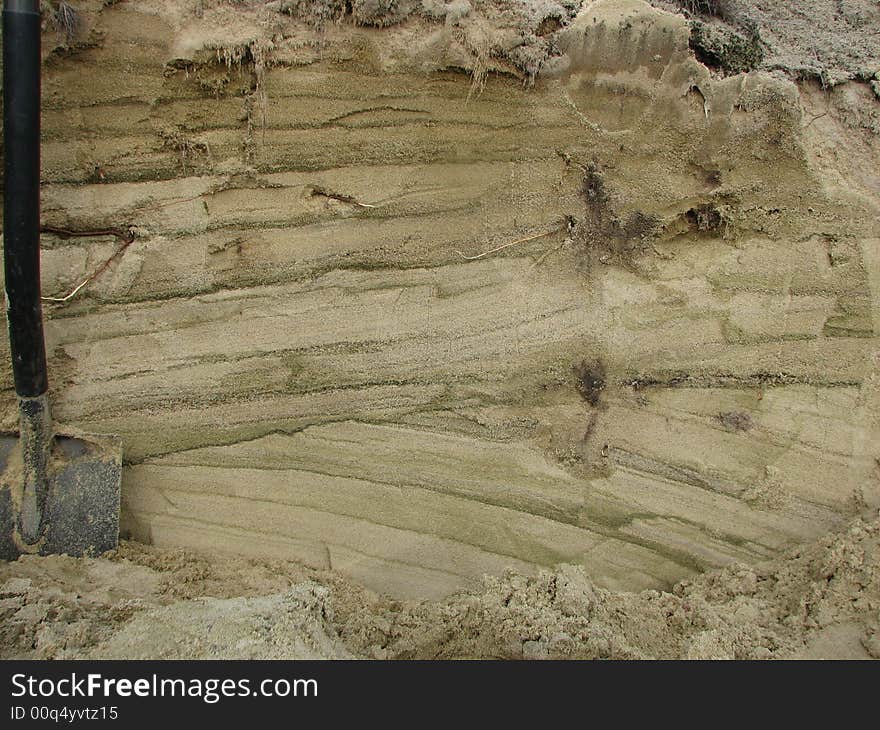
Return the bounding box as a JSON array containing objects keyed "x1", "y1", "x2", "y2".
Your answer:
[{"x1": 1, "y1": 509, "x2": 877, "y2": 659}]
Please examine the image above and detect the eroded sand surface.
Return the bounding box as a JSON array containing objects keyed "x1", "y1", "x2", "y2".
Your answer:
[
  {"x1": 1, "y1": 511, "x2": 878, "y2": 659},
  {"x1": 0, "y1": 0, "x2": 879, "y2": 657}
]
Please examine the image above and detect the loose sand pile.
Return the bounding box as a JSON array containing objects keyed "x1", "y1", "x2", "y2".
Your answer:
[{"x1": 2, "y1": 509, "x2": 877, "y2": 659}]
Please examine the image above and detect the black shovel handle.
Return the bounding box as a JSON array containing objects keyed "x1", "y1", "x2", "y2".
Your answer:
[{"x1": 3, "y1": 0, "x2": 48, "y2": 399}]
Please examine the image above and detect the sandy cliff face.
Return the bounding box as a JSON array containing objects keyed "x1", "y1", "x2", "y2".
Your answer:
[{"x1": 1, "y1": 0, "x2": 878, "y2": 599}]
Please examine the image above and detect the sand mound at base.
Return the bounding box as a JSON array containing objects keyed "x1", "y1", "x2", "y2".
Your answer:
[
  {"x1": 2, "y1": 512, "x2": 877, "y2": 660},
  {"x1": 338, "y1": 513, "x2": 880, "y2": 659},
  {"x1": 90, "y1": 583, "x2": 353, "y2": 659}
]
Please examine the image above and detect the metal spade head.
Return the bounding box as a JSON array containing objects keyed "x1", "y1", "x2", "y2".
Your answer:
[{"x1": 0, "y1": 432, "x2": 122, "y2": 560}]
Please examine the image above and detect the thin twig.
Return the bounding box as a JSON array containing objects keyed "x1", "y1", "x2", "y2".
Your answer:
[
  {"x1": 40, "y1": 225, "x2": 132, "y2": 241},
  {"x1": 42, "y1": 277, "x2": 92, "y2": 304},
  {"x1": 309, "y1": 186, "x2": 378, "y2": 208},
  {"x1": 136, "y1": 185, "x2": 379, "y2": 215},
  {"x1": 41, "y1": 231, "x2": 136, "y2": 304},
  {"x1": 132, "y1": 192, "x2": 210, "y2": 213},
  {"x1": 455, "y1": 227, "x2": 563, "y2": 261}
]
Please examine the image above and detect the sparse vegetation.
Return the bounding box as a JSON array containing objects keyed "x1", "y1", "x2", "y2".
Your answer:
[
  {"x1": 675, "y1": 0, "x2": 737, "y2": 20},
  {"x1": 207, "y1": 40, "x2": 274, "y2": 153},
  {"x1": 352, "y1": 0, "x2": 417, "y2": 28},
  {"x1": 275, "y1": 0, "x2": 350, "y2": 31},
  {"x1": 50, "y1": 1, "x2": 83, "y2": 43},
  {"x1": 689, "y1": 19, "x2": 763, "y2": 75}
]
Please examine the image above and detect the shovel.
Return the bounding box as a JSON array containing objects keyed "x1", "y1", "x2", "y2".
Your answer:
[{"x1": 0, "y1": 0, "x2": 121, "y2": 560}]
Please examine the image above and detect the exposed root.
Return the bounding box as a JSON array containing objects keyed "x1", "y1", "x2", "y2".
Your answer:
[
  {"x1": 308, "y1": 186, "x2": 378, "y2": 208},
  {"x1": 455, "y1": 223, "x2": 567, "y2": 261},
  {"x1": 40, "y1": 227, "x2": 137, "y2": 304},
  {"x1": 50, "y1": 1, "x2": 83, "y2": 43}
]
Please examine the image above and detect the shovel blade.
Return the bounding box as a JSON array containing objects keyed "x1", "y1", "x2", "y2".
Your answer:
[{"x1": 0, "y1": 433, "x2": 122, "y2": 561}]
